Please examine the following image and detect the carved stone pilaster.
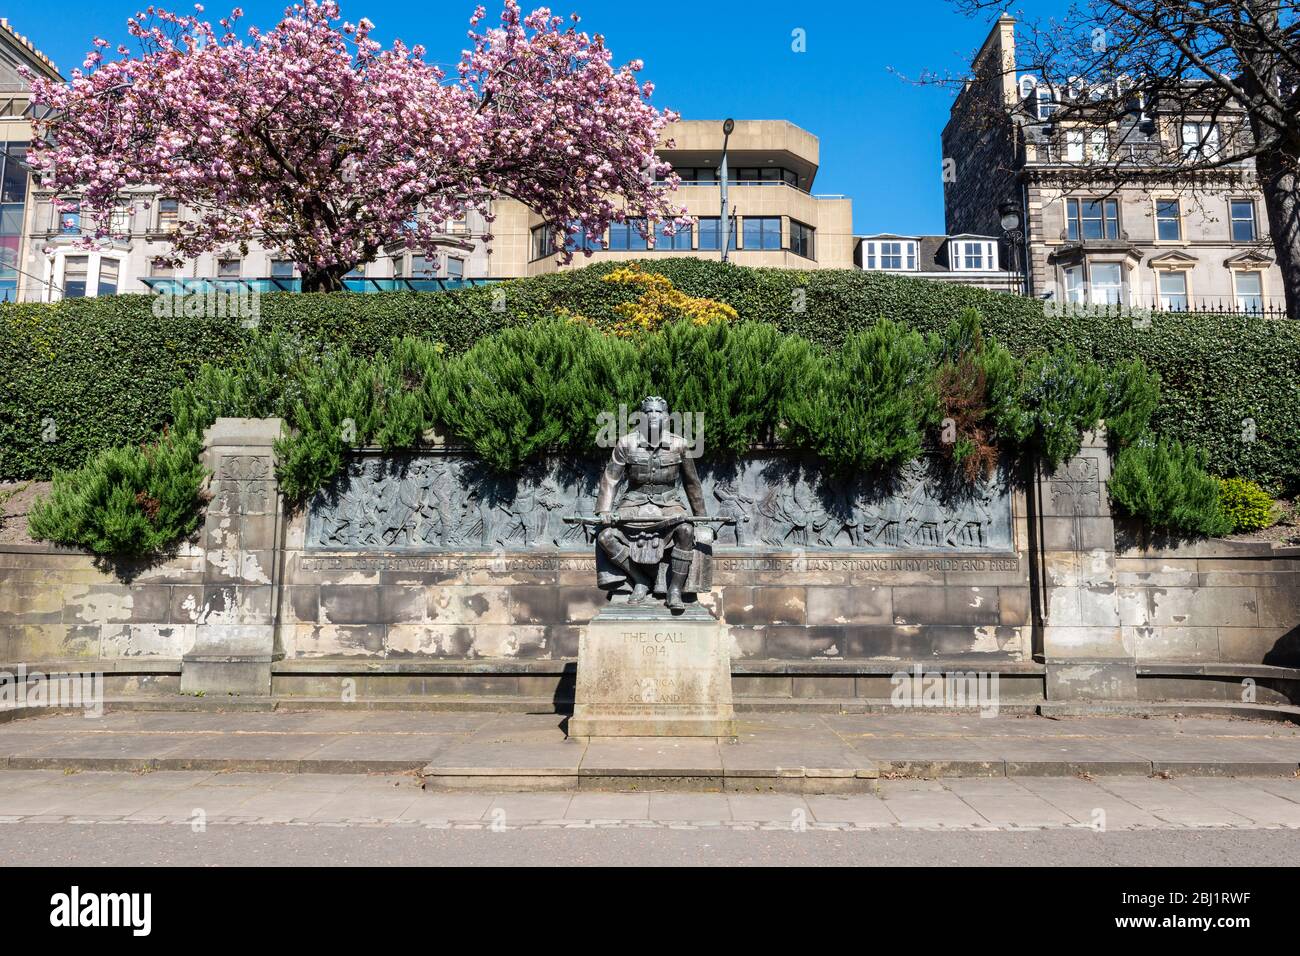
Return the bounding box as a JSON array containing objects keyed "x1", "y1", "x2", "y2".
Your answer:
[
  {"x1": 1034, "y1": 428, "x2": 1134, "y2": 700},
  {"x1": 181, "y1": 418, "x2": 284, "y2": 696}
]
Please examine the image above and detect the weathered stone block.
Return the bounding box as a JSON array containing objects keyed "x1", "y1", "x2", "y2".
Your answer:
[
  {"x1": 425, "y1": 586, "x2": 511, "y2": 625},
  {"x1": 468, "y1": 624, "x2": 549, "y2": 659},
  {"x1": 570, "y1": 603, "x2": 735, "y2": 736},
  {"x1": 1045, "y1": 660, "x2": 1137, "y2": 700},
  {"x1": 805, "y1": 586, "x2": 890, "y2": 625},
  {"x1": 384, "y1": 623, "x2": 474, "y2": 657},
  {"x1": 285, "y1": 623, "x2": 386, "y2": 658},
  {"x1": 1128, "y1": 625, "x2": 1219, "y2": 662},
  {"x1": 723, "y1": 586, "x2": 808, "y2": 625},
  {"x1": 997, "y1": 587, "x2": 1032, "y2": 626},
  {"x1": 763, "y1": 625, "x2": 844, "y2": 659},
  {"x1": 893, "y1": 586, "x2": 1000, "y2": 626}
]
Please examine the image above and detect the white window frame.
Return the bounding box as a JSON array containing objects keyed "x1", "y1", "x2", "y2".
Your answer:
[
  {"x1": 1063, "y1": 265, "x2": 1085, "y2": 304},
  {"x1": 862, "y1": 240, "x2": 917, "y2": 272},
  {"x1": 1229, "y1": 199, "x2": 1257, "y2": 242},
  {"x1": 1088, "y1": 128, "x2": 1108, "y2": 162},
  {"x1": 1234, "y1": 270, "x2": 1264, "y2": 313},
  {"x1": 1088, "y1": 261, "x2": 1126, "y2": 305},
  {"x1": 1180, "y1": 121, "x2": 1220, "y2": 159},
  {"x1": 1154, "y1": 198, "x2": 1183, "y2": 242},
  {"x1": 951, "y1": 239, "x2": 998, "y2": 272},
  {"x1": 1156, "y1": 269, "x2": 1189, "y2": 311},
  {"x1": 1065, "y1": 129, "x2": 1084, "y2": 162}
]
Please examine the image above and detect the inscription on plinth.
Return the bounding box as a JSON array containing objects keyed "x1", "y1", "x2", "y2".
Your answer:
[{"x1": 569, "y1": 603, "x2": 735, "y2": 737}]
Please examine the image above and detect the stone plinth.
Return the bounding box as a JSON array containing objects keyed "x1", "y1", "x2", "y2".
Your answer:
[
  {"x1": 569, "y1": 601, "x2": 736, "y2": 737},
  {"x1": 181, "y1": 418, "x2": 284, "y2": 697},
  {"x1": 1035, "y1": 427, "x2": 1135, "y2": 700}
]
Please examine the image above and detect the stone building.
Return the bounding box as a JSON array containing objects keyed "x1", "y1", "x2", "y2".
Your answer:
[
  {"x1": 0, "y1": 18, "x2": 61, "y2": 303},
  {"x1": 942, "y1": 14, "x2": 1284, "y2": 313},
  {"x1": 19, "y1": 115, "x2": 854, "y2": 300}
]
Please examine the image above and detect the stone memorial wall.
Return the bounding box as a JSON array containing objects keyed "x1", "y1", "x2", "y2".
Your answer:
[{"x1": 1, "y1": 420, "x2": 1298, "y2": 709}]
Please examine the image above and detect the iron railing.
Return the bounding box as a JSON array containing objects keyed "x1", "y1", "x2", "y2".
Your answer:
[{"x1": 138, "y1": 276, "x2": 505, "y2": 294}]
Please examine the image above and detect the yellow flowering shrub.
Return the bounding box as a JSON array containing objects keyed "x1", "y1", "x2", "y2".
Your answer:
[{"x1": 565, "y1": 264, "x2": 738, "y2": 336}]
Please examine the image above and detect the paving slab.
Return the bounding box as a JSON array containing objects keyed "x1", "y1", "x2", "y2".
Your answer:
[
  {"x1": 3, "y1": 709, "x2": 1300, "y2": 793},
  {"x1": 1093, "y1": 777, "x2": 1255, "y2": 827},
  {"x1": 1169, "y1": 778, "x2": 1300, "y2": 827},
  {"x1": 876, "y1": 784, "x2": 987, "y2": 828}
]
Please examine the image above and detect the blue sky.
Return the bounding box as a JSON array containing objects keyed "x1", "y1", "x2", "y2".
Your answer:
[{"x1": 12, "y1": 1, "x2": 1054, "y2": 235}]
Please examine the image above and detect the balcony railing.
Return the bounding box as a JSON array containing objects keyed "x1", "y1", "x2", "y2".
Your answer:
[
  {"x1": 139, "y1": 276, "x2": 504, "y2": 294},
  {"x1": 1052, "y1": 295, "x2": 1292, "y2": 318}
]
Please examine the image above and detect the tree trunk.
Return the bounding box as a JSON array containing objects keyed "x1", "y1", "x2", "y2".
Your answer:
[
  {"x1": 300, "y1": 265, "x2": 351, "y2": 293},
  {"x1": 1257, "y1": 149, "x2": 1300, "y2": 320}
]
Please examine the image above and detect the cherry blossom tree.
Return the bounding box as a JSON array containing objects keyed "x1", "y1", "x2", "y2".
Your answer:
[{"x1": 26, "y1": 1, "x2": 684, "y2": 291}]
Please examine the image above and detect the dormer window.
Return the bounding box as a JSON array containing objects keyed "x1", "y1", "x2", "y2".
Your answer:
[
  {"x1": 862, "y1": 239, "x2": 917, "y2": 271},
  {"x1": 1180, "y1": 121, "x2": 1220, "y2": 159},
  {"x1": 951, "y1": 239, "x2": 998, "y2": 271}
]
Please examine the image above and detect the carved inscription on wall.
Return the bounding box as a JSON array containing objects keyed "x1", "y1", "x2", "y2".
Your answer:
[
  {"x1": 212, "y1": 454, "x2": 274, "y2": 515},
  {"x1": 305, "y1": 454, "x2": 1015, "y2": 553}
]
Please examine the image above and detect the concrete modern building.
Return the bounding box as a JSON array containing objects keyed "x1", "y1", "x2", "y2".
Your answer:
[
  {"x1": 942, "y1": 14, "x2": 1285, "y2": 313},
  {"x1": 0, "y1": 18, "x2": 61, "y2": 303},
  {"x1": 19, "y1": 116, "x2": 853, "y2": 301},
  {"x1": 512, "y1": 119, "x2": 855, "y2": 276},
  {"x1": 855, "y1": 233, "x2": 1023, "y2": 293}
]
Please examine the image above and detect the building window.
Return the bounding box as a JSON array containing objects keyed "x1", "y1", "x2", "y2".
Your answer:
[
  {"x1": 157, "y1": 198, "x2": 179, "y2": 231},
  {"x1": 697, "y1": 217, "x2": 735, "y2": 251},
  {"x1": 1036, "y1": 87, "x2": 1057, "y2": 120},
  {"x1": 98, "y1": 258, "x2": 119, "y2": 296},
  {"x1": 59, "y1": 201, "x2": 81, "y2": 235},
  {"x1": 863, "y1": 240, "x2": 917, "y2": 271},
  {"x1": 1065, "y1": 129, "x2": 1084, "y2": 162},
  {"x1": 1234, "y1": 270, "x2": 1263, "y2": 312},
  {"x1": 446, "y1": 257, "x2": 464, "y2": 279},
  {"x1": 730, "y1": 167, "x2": 799, "y2": 186},
  {"x1": 271, "y1": 259, "x2": 295, "y2": 279},
  {"x1": 742, "y1": 216, "x2": 782, "y2": 251},
  {"x1": 664, "y1": 166, "x2": 718, "y2": 184},
  {"x1": 1157, "y1": 270, "x2": 1188, "y2": 311},
  {"x1": 63, "y1": 256, "x2": 89, "y2": 298},
  {"x1": 1180, "y1": 121, "x2": 1220, "y2": 159},
  {"x1": 1089, "y1": 129, "x2": 1108, "y2": 162},
  {"x1": 1089, "y1": 262, "x2": 1125, "y2": 304},
  {"x1": 0, "y1": 145, "x2": 26, "y2": 203},
  {"x1": 109, "y1": 202, "x2": 130, "y2": 237},
  {"x1": 0, "y1": 147, "x2": 21, "y2": 300},
  {"x1": 530, "y1": 224, "x2": 556, "y2": 260},
  {"x1": 789, "y1": 220, "x2": 815, "y2": 259},
  {"x1": 1066, "y1": 198, "x2": 1119, "y2": 241},
  {"x1": 564, "y1": 222, "x2": 599, "y2": 253},
  {"x1": 1063, "y1": 265, "x2": 1085, "y2": 303},
  {"x1": 607, "y1": 219, "x2": 648, "y2": 251},
  {"x1": 409, "y1": 255, "x2": 436, "y2": 278},
  {"x1": 1230, "y1": 200, "x2": 1256, "y2": 242},
  {"x1": 953, "y1": 239, "x2": 997, "y2": 271},
  {"x1": 653, "y1": 222, "x2": 692, "y2": 251},
  {"x1": 217, "y1": 258, "x2": 241, "y2": 279},
  {"x1": 1155, "y1": 200, "x2": 1182, "y2": 241}
]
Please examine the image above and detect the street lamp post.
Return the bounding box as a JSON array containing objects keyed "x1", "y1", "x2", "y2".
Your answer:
[
  {"x1": 720, "y1": 118, "x2": 734, "y2": 264},
  {"x1": 999, "y1": 200, "x2": 1027, "y2": 297}
]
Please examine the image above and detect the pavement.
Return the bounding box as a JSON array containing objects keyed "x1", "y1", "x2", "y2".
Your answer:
[
  {"x1": 2, "y1": 769, "x2": 1300, "y2": 833},
  {"x1": 1, "y1": 709, "x2": 1299, "y2": 789}
]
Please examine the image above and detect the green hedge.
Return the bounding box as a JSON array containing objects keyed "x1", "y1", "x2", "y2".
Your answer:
[{"x1": 4, "y1": 258, "x2": 1299, "y2": 489}]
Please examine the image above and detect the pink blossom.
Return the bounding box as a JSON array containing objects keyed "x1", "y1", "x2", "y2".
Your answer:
[{"x1": 28, "y1": 0, "x2": 683, "y2": 289}]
